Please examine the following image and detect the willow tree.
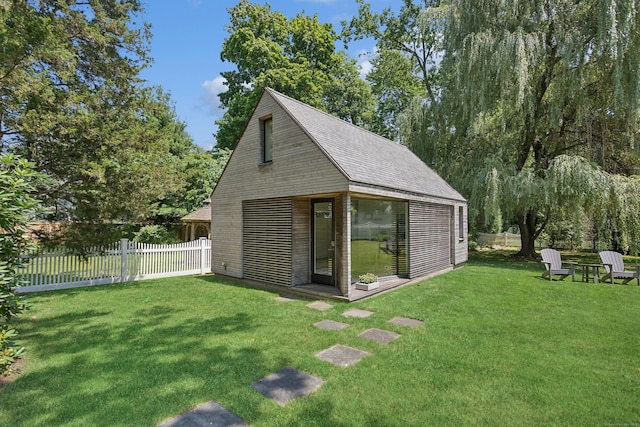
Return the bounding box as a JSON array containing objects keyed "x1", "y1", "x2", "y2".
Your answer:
[{"x1": 442, "y1": 0, "x2": 640, "y2": 257}]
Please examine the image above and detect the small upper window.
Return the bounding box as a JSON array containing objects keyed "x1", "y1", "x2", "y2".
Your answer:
[
  {"x1": 262, "y1": 117, "x2": 273, "y2": 163},
  {"x1": 458, "y1": 206, "x2": 464, "y2": 242}
]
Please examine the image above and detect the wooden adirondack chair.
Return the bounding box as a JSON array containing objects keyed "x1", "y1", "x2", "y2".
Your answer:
[
  {"x1": 598, "y1": 251, "x2": 640, "y2": 285},
  {"x1": 540, "y1": 248, "x2": 576, "y2": 281}
]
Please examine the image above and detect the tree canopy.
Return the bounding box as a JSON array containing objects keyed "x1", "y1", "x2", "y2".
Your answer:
[
  {"x1": 441, "y1": 0, "x2": 640, "y2": 256},
  {"x1": 1, "y1": 1, "x2": 216, "y2": 243},
  {"x1": 347, "y1": 0, "x2": 640, "y2": 256},
  {"x1": 215, "y1": 0, "x2": 376, "y2": 150}
]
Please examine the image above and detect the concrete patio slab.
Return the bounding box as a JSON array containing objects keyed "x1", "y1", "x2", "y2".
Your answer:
[
  {"x1": 314, "y1": 320, "x2": 349, "y2": 330},
  {"x1": 388, "y1": 317, "x2": 424, "y2": 328},
  {"x1": 251, "y1": 366, "x2": 324, "y2": 406},
  {"x1": 315, "y1": 344, "x2": 370, "y2": 367},
  {"x1": 307, "y1": 301, "x2": 333, "y2": 311},
  {"x1": 342, "y1": 309, "x2": 374, "y2": 318},
  {"x1": 359, "y1": 328, "x2": 401, "y2": 344},
  {"x1": 157, "y1": 400, "x2": 247, "y2": 427}
]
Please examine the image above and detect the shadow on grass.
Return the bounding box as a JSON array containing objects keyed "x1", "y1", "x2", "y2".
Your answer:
[
  {"x1": 1, "y1": 301, "x2": 271, "y2": 426},
  {"x1": 467, "y1": 250, "x2": 542, "y2": 272}
]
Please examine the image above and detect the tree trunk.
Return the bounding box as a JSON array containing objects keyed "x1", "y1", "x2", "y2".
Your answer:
[{"x1": 515, "y1": 209, "x2": 538, "y2": 258}]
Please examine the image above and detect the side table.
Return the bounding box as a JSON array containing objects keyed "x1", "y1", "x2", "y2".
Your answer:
[{"x1": 578, "y1": 263, "x2": 601, "y2": 283}]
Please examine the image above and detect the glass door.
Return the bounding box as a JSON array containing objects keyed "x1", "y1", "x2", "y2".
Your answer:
[{"x1": 312, "y1": 200, "x2": 335, "y2": 285}]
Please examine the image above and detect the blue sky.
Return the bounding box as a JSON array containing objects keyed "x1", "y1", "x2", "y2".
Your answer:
[{"x1": 139, "y1": 0, "x2": 386, "y2": 150}]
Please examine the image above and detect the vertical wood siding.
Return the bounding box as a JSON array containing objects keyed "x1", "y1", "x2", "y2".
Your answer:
[
  {"x1": 242, "y1": 198, "x2": 293, "y2": 286},
  {"x1": 291, "y1": 198, "x2": 310, "y2": 285},
  {"x1": 409, "y1": 201, "x2": 452, "y2": 278}
]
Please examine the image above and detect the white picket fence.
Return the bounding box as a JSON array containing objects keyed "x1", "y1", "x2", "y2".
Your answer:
[{"x1": 17, "y1": 238, "x2": 211, "y2": 293}]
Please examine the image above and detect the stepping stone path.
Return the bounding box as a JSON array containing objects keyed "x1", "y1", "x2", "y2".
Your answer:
[
  {"x1": 359, "y1": 328, "x2": 401, "y2": 344},
  {"x1": 307, "y1": 301, "x2": 333, "y2": 311},
  {"x1": 251, "y1": 366, "x2": 324, "y2": 406},
  {"x1": 388, "y1": 317, "x2": 424, "y2": 328},
  {"x1": 342, "y1": 308, "x2": 374, "y2": 318},
  {"x1": 161, "y1": 304, "x2": 426, "y2": 425},
  {"x1": 315, "y1": 344, "x2": 370, "y2": 367},
  {"x1": 157, "y1": 400, "x2": 247, "y2": 427},
  {"x1": 314, "y1": 319, "x2": 349, "y2": 330}
]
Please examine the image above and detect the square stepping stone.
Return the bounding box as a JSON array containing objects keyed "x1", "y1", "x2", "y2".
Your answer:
[
  {"x1": 158, "y1": 400, "x2": 247, "y2": 427},
  {"x1": 251, "y1": 367, "x2": 324, "y2": 406},
  {"x1": 342, "y1": 309, "x2": 374, "y2": 318},
  {"x1": 275, "y1": 296, "x2": 295, "y2": 302},
  {"x1": 314, "y1": 320, "x2": 349, "y2": 330},
  {"x1": 388, "y1": 317, "x2": 424, "y2": 328},
  {"x1": 315, "y1": 344, "x2": 370, "y2": 367},
  {"x1": 359, "y1": 328, "x2": 401, "y2": 344},
  {"x1": 307, "y1": 301, "x2": 333, "y2": 311}
]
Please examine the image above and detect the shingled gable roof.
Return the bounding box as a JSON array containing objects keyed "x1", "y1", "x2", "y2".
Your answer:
[
  {"x1": 181, "y1": 199, "x2": 211, "y2": 222},
  {"x1": 265, "y1": 88, "x2": 465, "y2": 202}
]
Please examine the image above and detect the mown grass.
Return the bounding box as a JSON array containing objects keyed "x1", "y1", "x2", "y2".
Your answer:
[{"x1": 1, "y1": 250, "x2": 638, "y2": 426}]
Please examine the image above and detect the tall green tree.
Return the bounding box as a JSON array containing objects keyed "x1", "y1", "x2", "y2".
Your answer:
[
  {"x1": 155, "y1": 147, "x2": 232, "y2": 221},
  {"x1": 441, "y1": 0, "x2": 640, "y2": 256},
  {"x1": 343, "y1": 0, "x2": 446, "y2": 143},
  {"x1": 1, "y1": 1, "x2": 205, "y2": 242},
  {"x1": 216, "y1": 0, "x2": 375, "y2": 150},
  {"x1": 0, "y1": 154, "x2": 44, "y2": 374}
]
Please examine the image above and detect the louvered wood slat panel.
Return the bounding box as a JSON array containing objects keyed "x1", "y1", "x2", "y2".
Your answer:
[
  {"x1": 292, "y1": 199, "x2": 310, "y2": 285},
  {"x1": 409, "y1": 201, "x2": 451, "y2": 278},
  {"x1": 243, "y1": 198, "x2": 292, "y2": 286}
]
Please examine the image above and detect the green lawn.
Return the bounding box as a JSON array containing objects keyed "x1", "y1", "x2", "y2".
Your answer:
[{"x1": 1, "y1": 250, "x2": 638, "y2": 426}]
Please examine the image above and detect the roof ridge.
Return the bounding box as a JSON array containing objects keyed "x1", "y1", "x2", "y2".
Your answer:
[
  {"x1": 264, "y1": 87, "x2": 402, "y2": 149},
  {"x1": 263, "y1": 87, "x2": 465, "y2": 202}
]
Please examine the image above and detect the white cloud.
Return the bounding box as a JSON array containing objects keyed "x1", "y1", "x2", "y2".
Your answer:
[
  {"x1": 356, "y1": 46, "x2": 377, "y2": 79},
  {"x1": 201, "y1": 76, "x2": 227, "y2": 117},
  {"x1": 358, "y1": 59, "x2": 373, "y2": 79}
]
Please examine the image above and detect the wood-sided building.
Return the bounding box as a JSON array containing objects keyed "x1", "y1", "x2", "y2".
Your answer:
[{"x1": 210, "y1": 88, "x2": 467, "y2": 300}]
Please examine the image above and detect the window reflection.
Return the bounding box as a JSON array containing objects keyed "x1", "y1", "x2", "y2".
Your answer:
[{"x1": 350, "y1": 199, "x2": 407, "y2": 282}]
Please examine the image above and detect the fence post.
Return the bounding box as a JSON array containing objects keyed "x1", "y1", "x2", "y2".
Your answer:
[
  {"x1": 120, "y1": 238, "x2": 128, "y2": 282},
  {"x1": 199, "y1": 237, "x2": 206, "y2": 275}
]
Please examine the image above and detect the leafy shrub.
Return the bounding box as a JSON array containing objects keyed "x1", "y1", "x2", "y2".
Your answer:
[
  {"x1": 468, "y1": 240, "x2": 479, "y2": 251},
  {"x1": 132, "y1": 225, "x2": 180, "y2": 245},
  {"x1": 358, "y1": 273, "x2": 378, "y2": 284},
  {"x1": 0, "y1": 154, "x2": 43, "y2": 375}
]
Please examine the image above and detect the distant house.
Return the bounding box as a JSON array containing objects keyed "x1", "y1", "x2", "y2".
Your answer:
[
  {"x1": 210, "y1": 88, "x2": 467, "y2": 301},
  {"x1": 181, "y1": 198, "x2": 211, "y2": 241}
]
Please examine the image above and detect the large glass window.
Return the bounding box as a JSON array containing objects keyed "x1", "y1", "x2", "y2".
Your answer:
[{"x1": 350, "y1": 199, "x2": 408, "y2": 282}]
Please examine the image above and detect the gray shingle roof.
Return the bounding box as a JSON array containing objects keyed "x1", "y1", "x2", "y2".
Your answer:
[{"x1": 266, "y1": 88, "x2": 465, "y2": 202}]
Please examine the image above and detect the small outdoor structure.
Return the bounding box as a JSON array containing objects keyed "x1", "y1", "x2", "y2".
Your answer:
[
  {"x1": 210, "y1": 87, "x2": 467, "y2": 300},
  {"x1": 181, "y1": 198, "x2": 211, "y2": 241}
]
